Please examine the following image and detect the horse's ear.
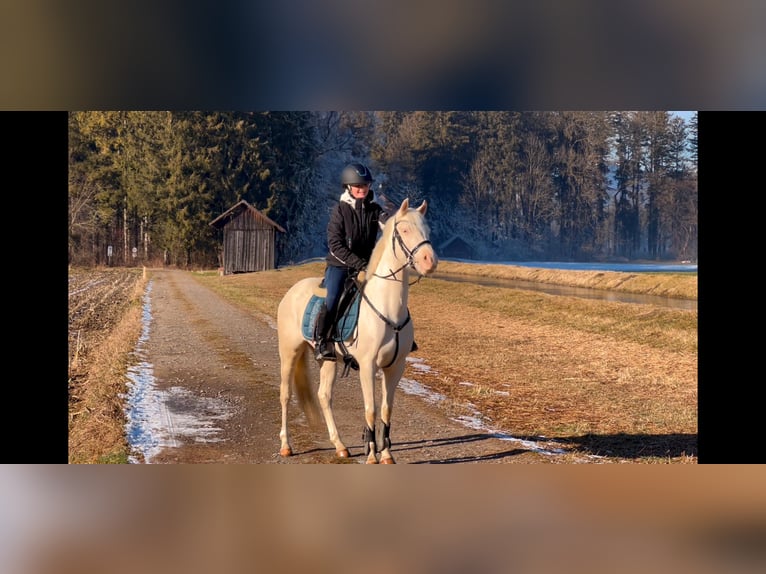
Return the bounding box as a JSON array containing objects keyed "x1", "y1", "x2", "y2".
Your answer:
[
  {"x1": 398, "y1": 198, "x2": 410, "y2": 215},
  {"x1": 417, "y1": 200, "x2": 428, "y2": 215}
]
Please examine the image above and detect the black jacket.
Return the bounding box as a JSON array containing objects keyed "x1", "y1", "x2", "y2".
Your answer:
[{"x1": 326, "y1": 190, "x2": 389, "y2": 271}]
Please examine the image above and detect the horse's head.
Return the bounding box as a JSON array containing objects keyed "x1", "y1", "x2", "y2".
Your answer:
[{"x1": 392, "y1": 198, "x2": 438, "y2": 277}]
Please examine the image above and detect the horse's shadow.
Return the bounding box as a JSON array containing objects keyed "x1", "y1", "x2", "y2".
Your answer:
[
  {"x1": 396, "y1": 431, "x2": 697, "y2": 464},
  {"x1": 290, "y1": 432, "x2": 697, "y2": 463}
]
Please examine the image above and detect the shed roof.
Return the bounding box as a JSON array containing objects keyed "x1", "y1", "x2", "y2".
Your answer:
[
  {"x1": 438, "y1": 234, "x2": 474, "y2": 251},
  {"x1": 209, "y1": 200, "x2": 286, "y2": 232}
]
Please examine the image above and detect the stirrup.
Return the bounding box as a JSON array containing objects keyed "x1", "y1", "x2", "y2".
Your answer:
[{"x1": 315, "y1": 340, "x2": 336, "y2": 361}]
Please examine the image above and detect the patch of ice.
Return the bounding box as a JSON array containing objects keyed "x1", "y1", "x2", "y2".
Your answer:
[
  {"x1": 123, "y1": 281, "x2": 235, "y2": 464},
  {"x1": 406, "y1": 356, "x2": 435, "y2": 373},
  {"x1": 398, "y1": 377, "x2": 445, "y2": 404}
]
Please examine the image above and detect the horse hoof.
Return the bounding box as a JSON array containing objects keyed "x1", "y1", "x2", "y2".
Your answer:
[
  {"x1": 336, "y1": 448, "x2": 350, "y2": 458},
  {"x1": 279, "y1": 447, "x2": 293, "y2": 457},
  {"x1": 366, "y1": 458, "x2": 379, "y2": 464},
  {"x1": 380, "y1": 457, "x2": 395, "y2": 464}
]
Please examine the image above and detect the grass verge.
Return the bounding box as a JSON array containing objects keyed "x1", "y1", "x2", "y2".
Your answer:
[{"x1": 68, "y1": 270, "x2": 147, "y2": 464}]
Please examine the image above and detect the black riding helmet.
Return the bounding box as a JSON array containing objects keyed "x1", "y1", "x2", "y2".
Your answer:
[{"x1": 341, "y1": 163, "x2": 374, "y2": 186}]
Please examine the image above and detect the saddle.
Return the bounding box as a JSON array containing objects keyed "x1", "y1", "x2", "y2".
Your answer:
[
  {"x1": 302, "y1": 279, "x2": 362, "y2": 376},
  {"x1": 301, "y1": 280, "x2": 361, "y2": 343}
]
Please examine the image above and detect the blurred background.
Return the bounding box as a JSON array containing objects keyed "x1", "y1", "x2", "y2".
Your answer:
[
  {"x1": 1, "y1": 466, "x2": 764, "y2": 574},
  {"x1": 9, "y1": 1, "x2": 760, "y2": 571},
  {"x1": 2, "y1": 0, "x2": 765, "y2": 109}
]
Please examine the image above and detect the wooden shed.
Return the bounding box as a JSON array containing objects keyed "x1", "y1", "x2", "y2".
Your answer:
[
  {"x1": 210, "y1": 200, "x2": 286, "y2": 275},
  {"x1": 439, "y1": 234, "x2": 476, "y2": 259}
]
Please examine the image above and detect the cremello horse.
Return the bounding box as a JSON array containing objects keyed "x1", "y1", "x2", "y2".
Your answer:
[{"x1": 277, "y1": 198, "x2": 437, "y2": 463}]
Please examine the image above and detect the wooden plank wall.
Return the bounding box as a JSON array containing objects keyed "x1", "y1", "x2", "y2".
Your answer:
[{"x1": 222, "y1": 210, "x2": 277, "y2": 274}]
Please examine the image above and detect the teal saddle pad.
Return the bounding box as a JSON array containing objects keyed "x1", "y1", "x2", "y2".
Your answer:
[{"x1": 301, "y1": 293, "x2": 361, "y2": 341}]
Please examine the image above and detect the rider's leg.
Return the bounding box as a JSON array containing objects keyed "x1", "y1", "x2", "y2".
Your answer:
[{"x1": 315, "y1": 266, "x2": 347, "y2": 361}]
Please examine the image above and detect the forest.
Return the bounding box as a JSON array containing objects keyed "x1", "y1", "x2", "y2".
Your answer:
[{"x1": 68, "y1": 111, "x2": 697, "y2": 269}]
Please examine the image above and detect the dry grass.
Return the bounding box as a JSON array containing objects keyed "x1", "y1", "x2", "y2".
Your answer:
[
  {"x1": 68, "y1": 267, "x2": 147, "y2": 463},
  {"x1": 195, "y1": 261, "x2": 698, "y2": 463},
  {"x1": 193, "y1": 263, "x2": 326, "y2": 318},
  {"x1": 408, "y1": 281, "x2": 696, "y2": 434}
]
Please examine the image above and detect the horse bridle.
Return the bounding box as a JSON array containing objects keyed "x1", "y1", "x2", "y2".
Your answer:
[{"x1": 373, "y1": 217, "x2": 432, "y2": 283}]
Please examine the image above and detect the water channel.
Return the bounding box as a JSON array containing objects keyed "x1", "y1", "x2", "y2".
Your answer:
[{"x1": 431, "y1": 272, "x2": 697, "y2": 311}]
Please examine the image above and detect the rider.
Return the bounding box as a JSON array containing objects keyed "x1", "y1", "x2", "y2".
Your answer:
[{"x1": 314, "y1": 162, "x2": 389, "y2": 361}]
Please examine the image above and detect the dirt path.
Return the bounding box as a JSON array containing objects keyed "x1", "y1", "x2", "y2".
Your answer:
[{"x1": 137, "y1": 269, "x2": 562, "y2": 464}]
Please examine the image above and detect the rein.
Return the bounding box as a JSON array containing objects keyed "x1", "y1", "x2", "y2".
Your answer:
[
  {"x1": 357, "y1": 286, "x2": 410, "y2": 369},
  {"x1": 358, "y1": 215, "x2": 430, "y2": 368}
]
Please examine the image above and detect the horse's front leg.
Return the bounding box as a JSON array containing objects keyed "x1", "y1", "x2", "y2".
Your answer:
[
  {"x1": 358, "y1": 359, "x2": 379, "y2": 464},
  {"x1": 316, "y1": 359, "x2": 349, "y2": 458},
  {"x1": 377, "y1": 359, "x2": 407, "y2": 464}
]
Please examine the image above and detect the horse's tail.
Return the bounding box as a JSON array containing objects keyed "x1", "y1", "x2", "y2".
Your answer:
[{"x1": 293, "y1": 343, "x2": 322, "y2": 428}]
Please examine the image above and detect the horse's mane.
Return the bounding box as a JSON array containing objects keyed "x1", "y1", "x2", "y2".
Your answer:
[{"x1": 366, "y1": 210, "x2": 397, "y2": 276}]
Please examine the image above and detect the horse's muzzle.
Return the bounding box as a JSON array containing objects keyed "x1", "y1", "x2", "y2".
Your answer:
[{"x1": 413, "y1": 247, "x2": 438, "y2": 276}]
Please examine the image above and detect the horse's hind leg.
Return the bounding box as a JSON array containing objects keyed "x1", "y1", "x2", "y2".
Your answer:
[
  {"x1": 316, "y1": 360, "x2": 349, "y2": 458},
  {"x1": 278, "y1": 346, "x2": 297, "y2": 457}
]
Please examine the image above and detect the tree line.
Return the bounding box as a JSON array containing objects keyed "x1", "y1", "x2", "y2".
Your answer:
[{"x1": 68, "y1": 111, "x2": 697, "y2": 268}]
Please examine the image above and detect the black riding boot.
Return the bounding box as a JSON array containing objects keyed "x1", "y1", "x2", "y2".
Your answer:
[{"x1": 314, "y1": 303, "x2": 337, "y2": 361}]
